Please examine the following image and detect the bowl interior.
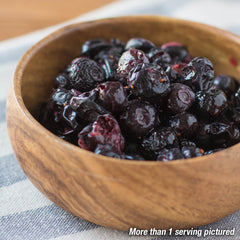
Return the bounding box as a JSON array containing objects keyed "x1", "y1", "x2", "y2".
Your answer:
[{"x1": 17, "y1": 16, "x2": 240, "y2": 116}]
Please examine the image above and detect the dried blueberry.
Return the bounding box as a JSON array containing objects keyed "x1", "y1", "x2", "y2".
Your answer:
[
  {"x1": 81, "y1": 39, "x2": 111, "y2": 57},
  {"x1": 213, "y1": 74, "x2": 237, "y2": 97},
  {"x1": 69, "y1": 57, "x2": 105, "y2": 92},
  {"x1": 117, "y1": 48, "x2": 149, "y2": 80},
  {"x1": 141, "y1": 127, "x2": 178, "y2": 158},
  {"x1": 78, "y1": 114, "x2": 125, "y2": 152},
  {"x1": 128, "y1": 63, "x2": 170, "y2": 99},
  {"x1": 70, "y1": 94, "x2": 109, "y2": 124},
  {"x1": 181, "y1": 57, "x2": 214, "y2": 90},
  {"x1": 170, "y1": 113, "x2": 198, "y2": 137},
  {"x1": 97, "y1": 81, "x2": 127, "y2": 114},
  {"x1": 54, "y1": 72, "x2": 71, "y2": 89},
  {"x1": 156, "y1": 148, "x2": 184, "y2": 161},
  {"x1": 120, "y1": 100, "x2": 157, "y2": 136},
  {"x1": 181, "y1": 146, "x2": 204, "y2": 158},
  {"x1": 147, "y1": 47, "x2": 171, "y2": 69},
  {"x1": 196, "y1": 88, "x2": 228, "y2": 117},
  {"x1": 168, "y1": 83, "x2": 195, "y2": 113},
  {"x1": 161, "y1": 42, "x2": 191, "y2": 64},
  {"x1": 125, "y1": 38, "x2": 155, "y2": 52},
  {"x1": 196, "y1": 122, "x2": 240, "y2": 149}
]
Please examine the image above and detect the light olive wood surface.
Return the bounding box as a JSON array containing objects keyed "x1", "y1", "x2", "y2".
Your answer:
[
  {"x1": 0, "y1": 0, "x2": 114, "y2": 41},
  {"x1": 7, "y1": 16, "x2": 240, "y2": 231}
]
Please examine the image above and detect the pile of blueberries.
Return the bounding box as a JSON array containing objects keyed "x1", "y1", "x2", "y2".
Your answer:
[{"x1": 38, "y1": 37, "x2": 240, "y2": 161}]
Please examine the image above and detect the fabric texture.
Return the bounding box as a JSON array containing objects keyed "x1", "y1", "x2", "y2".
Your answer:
[{"x1": 0, "y1": 0, "x2": 239, "y2": 239}]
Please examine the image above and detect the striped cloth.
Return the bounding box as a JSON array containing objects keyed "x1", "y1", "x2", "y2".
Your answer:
[{"x1": 0, "y1": 0, "x2": 240, "y2": 239}]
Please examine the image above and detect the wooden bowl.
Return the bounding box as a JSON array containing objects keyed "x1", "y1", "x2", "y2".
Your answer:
[{"x1": 7, "y1": 16, "x2": 240, "y2": 231}]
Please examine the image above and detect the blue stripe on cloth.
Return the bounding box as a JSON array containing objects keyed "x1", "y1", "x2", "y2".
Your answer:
[
  {"x1": 0, "y1": 101, "x2": 6, "y2": 123},
  {"x1": 0, "y1": 204, "x2": 98, "y2": 240},
  {"x1": 0, "y1": 154, "x2": 27, "y2": 187}
]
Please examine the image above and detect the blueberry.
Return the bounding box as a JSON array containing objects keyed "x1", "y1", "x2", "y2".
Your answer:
[
  {"x1": 125, "y1": 38, "x2": 155, "y2": 52},
  {"x1": 180, "y1": 140, "x2": 197, "y2": 148},
  {"x1": 62, "y1": 105, "x2": 79, "y2": 129},
  {"x1": 165, "y1": 66, "x2": 182, "y2": 83},
  {"x1": 181, "y1": 146, "x2": 203, "y2": 158},
  {"x1": 70, "y1": 94, "x2": 109, "y2": 124},
  {"x1": 168, "y1": 83, "x2": 195, "y2": 113},
  {"x1": 46, "y1": 88, "x2": 73, "y2": 122},
  {"x1": 147, "y1": 47, "x2": 171, "y2": 69},
  {"x1": 78, "y1": 114, "x2": 125, "y2": 152},
  {"x1": 69, "y1": 57, "x2": 105, "y2": 92},
  {"x1": 181, "y1": 57, "x2": 214, "y2": 90},
  {"x1": 120, "y1": 100, "x2": 157, "y2": 136},
  {"x1": 54, "y1": 72, "x2": 71, "y2": 89},
  {"x1": 213, "y1": 74, "x2": 237, "y2": 97},
  {"x1": 141, "y1": 127, "x2": 178, "y2": 158},
  {"x1": 156, "y1": 148, "x2": 184, "y2": 161},
  {"x1": 95, "y1": 47, "x2": 123, "y2": 81},
  {"x1": 196, "y1": 89, "x2": 228, "y2": 117},
  {"x1": 196, "y1": 122, "x2": 240, "y2": 149},
  {"x1": 81, "y1": 39, "x2": 111, "y2": 57},
  {"x1": 97, "y1": 81, "x2": 127, "y2": 114},
  {"x1": 161, "y1": 42, "x2": 191, "y2": 64},
  {"x1": 37, "y1": 37, "x2": 240, "y2": 161},
  {"x1": 117, "y1": 48, "x2": 149, "y2": 80},
  {"x1": 170, "y1": 113, "x2": 198, "y2": 137},
  {"x1": 128, "y1": 63, "x2": 170, "y2": 99}
]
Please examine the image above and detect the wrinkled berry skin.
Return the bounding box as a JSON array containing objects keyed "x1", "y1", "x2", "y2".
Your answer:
[
  {"x1": 97, "y1": 81, "x2": 127, "y2": 114},
  {"x1": 181, "y1": 57, "x2": 214, "y2": 90},
  {"x1": 120, "y1": 100, "x2": 157, "y2": 137},
  {"x1": 54, "y1": 72, "x2": 71, "y2": 89},
  {"x1": 39, "y1": 88, "x2": 81, "y2": 144},
  {"x1": 170, "y1": 113, "x2": 198, "y2": 137},
  {"x1": 196, "y1": 122, "x2": 240, "y2": 149},
  {"x1": 165, "y1": 66, "x2": 182, "y2": 83},
  {"x1": 196, "y1": 89, "x2": 228, "y2": 117},
  {"x1": 141, "y1": 127, "x2": 178, "y2": 158},
  {"x1": 125, "y1": 38, "x2": 155, "y2": 52},
  {"x1": 46, "y1": 88, "x2": 73, "y2": 122},
  {"x1": 78, "y1": 114, "x2": 125, "y2": 152},
  {"x1": 70, "y1": 91, "x2": 109, "y2": 125},
  {"x1": 161, "y1": 42, "x2": 191, "y2": 64},
  {"x1": 128, "y1": 64, "x2": 170, "y2": 99},
  {"x1": 117, "y1": 48, "x2": 149, "y2": 80},
  {"x1": 213, "y1": 74, "x2": 237, "y2": 97},
  {"x1": 69, "y1": 57, "x2": 105, "y2": 92},
  {"x1": 147, "y1": 47, "x2": 171, "y2": 69},
  {"x1": 168, "y1": 83, "x2": 195, "y2": 113},
  {"x1": 37, "y1": 37, "x2": 240, "y2": 161},
  {"x1": 95, "y1": 46, "x2": 123, "y2": 81},
  {"x1": 156, "y1": 148, "x2": 184, "y2": 161},
  {"x1": 181, "y1": 146, "x2": 203, "y2": 158},
  {"x1": 81, "y1": 39, "x2": 111, "y2": 57}
]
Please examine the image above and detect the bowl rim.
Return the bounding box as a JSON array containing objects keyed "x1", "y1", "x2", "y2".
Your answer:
[{"x1": 11, "y1": 15, "x2": 240, "y2": 166}]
